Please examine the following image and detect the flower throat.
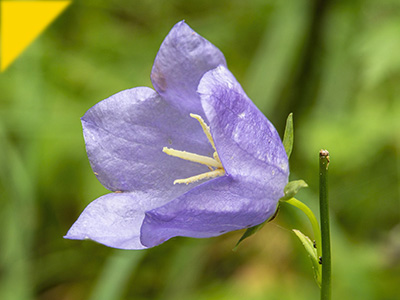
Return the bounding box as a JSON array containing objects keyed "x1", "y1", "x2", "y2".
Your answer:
[{"x1": 163, "y1": 114, "x2": 225, "y2": 185}]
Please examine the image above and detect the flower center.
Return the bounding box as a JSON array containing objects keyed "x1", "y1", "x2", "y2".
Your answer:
[{"x1": 163, "y1": 113, "x2": 225, "y2": 185}]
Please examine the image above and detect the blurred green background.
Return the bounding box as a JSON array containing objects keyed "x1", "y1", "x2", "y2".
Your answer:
[{"x1": 0, "y1": 0, "x2": 399, "y2": 299}]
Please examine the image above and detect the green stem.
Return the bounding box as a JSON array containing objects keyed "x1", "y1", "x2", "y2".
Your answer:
[
  {"x1": 319, "y1": 150, "x2": 331, "y2": 300},
  {"x1": 285, "y1": 198, "x2": 322, "y2": 259}
]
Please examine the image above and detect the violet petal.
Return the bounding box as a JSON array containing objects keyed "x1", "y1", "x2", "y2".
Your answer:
[
  {"x1": 151, "y1": 21, "x2": 227, "y2": 115},
  {"x1": 140, "y1": 176, "x2": 278, "y2": 248},
  {"x1": 64, "y1": 192, "x2": 163, "y2": 250},
  {"x1": 198, "y1": 66, "x2": 289, "y2": 189},
  {"x1": 82, "y1": 87, "x2": 213, "y2": 193}
]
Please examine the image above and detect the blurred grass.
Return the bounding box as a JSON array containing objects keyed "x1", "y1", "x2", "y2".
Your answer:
[
  {"x1": 0, "y1": 0, "x2": 399, "y2": 299},
  {"x1": 88, "y1": 250, "x2": 145, "y2": 300}
]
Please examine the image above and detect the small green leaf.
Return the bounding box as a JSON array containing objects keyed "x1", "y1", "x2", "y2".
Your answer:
[
  {"x1": 293, "y1": 229, "x2": 321, "y2": 287},
  {"x1": 233, "y1": 207, "x2": 279, "y2": 251},
  {"x1": 283, "y1": 113, "x2": 294, "y2": 159},
  {"x1": 280, "y1": 180, "x2": 308, "y2": 201},
  {"x1": 233, "y1": 223, "x2": 265, "y2": 251}
]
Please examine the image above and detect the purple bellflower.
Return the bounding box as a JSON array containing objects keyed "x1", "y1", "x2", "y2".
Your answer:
[{"x1": 65, "y1": 21, "x2": 289, "y2": 249}]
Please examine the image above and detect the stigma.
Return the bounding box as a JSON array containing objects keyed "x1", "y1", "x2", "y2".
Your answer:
[{"x1": 163, "y1": 114, "x2": 225, "y2": 185}]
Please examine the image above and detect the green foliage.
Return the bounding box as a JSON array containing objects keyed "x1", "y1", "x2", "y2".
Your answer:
[
  {"x1": 293, "y1": 229, "x2": 321, "y2": 287},
  {"x1": 233, "y1": 207, "x2": 279, "y2": 251},
  {"x1": 234, "y1": 223, "x2": 266, "y2": 251},
  {"x1": 283, "y1": 113, "x2": 294, "y2": 159},
  {"x1": 88, "y1": 251, "x2": 145, "y2": 300}
]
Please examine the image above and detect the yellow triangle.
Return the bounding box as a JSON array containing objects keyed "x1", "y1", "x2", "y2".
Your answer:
[{"x1": 1, "y1": 1, "x2": 71, "y2": 71}]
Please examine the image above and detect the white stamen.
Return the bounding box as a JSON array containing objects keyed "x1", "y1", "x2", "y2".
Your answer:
[
  {"x1": 173, "y1": 169, "x2": 225, "y2": 185},
  {"x1": 163, "y1": 114, "x2": 225, "y2": 185},
  {"x1": 213, "y1": 151, "x2": 221, "y2": 164},
  {"x1": 163, "y1": 147, "x2": 222, "y2": 168},
  {"x1": 190, "y1": 113, "x2": 216, "y2": 151}
]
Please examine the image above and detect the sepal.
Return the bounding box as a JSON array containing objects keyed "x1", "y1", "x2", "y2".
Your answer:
[{"x1": 280, "y1": 180, "x2": 308, "y2": 201}]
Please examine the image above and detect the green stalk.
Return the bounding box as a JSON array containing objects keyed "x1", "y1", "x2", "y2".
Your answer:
[{"x1": 319, "y1": 150, "x2": 331, "y2": 300}]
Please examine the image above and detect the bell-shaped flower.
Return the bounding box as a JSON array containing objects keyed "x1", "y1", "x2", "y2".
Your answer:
[{"x1": 65, "y1": 21, "x2": 289, "y2": 249}]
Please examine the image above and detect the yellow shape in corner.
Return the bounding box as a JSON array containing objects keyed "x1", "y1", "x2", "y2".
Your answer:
[{"x1": 1, "y1": 1, "x2": 71, "y2": 72}]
